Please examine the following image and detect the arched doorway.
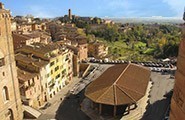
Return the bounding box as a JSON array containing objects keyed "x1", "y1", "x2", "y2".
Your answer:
[{"x1": 5, "y1": 109, "x2": 14, "y2": 120}]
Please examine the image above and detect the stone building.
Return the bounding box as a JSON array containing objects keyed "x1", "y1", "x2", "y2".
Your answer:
[
  {"x1": 88, "y1": 41, "x2": 108, "y2": 58},
  {"x1": 0, "y1": 2, "x2": 23, "y2": 120},
  {"x1": 32, "y1": 23, "x2": 46, "y2": 31},
  {"x1": 170, "y1": 23, "x2": 185, "y2": 119},
  {"x1": 15, "y1": 43, "x2": 73, "y2": 101},
  {"x1": 17, "y1": 23, "x2": 32, "y2": 33},
  {"x1": 68, "y1": 9, "x2": 72, "y2": 20},
  {"x1": 12, "y1": 31, "x2": 51, "y2": 50},
  {"x1": 18, "y1": 68, "x2": 43, "y2": 109},
  {"x1": 12, "y1": 33, "x2": 40, "y2": 50}
]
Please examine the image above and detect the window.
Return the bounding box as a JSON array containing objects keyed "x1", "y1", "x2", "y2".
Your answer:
[
  {"x1": 50, "y1": 70, "x2": 53, "y2": 75},
  {"x1": 47, "y1": 73, "x2": 50, "y2": 78},
  {"x1": 37, "y1": 75, "x2": 39, "y2": 80},
  {"x1": 28, "y1": 80, "x2": 31, "y2": 86},
  {"x1": 32, "y1": 78, "x2": 35, "y2": 83},
  {"x1": 34, "y1": 87, "x2": 36, "y2": 93},
  {"x1": 2, "y1": 72, "x2": 5, "y2": 76},
  {"x1": 55, "y1": 74, "x2": 60, "y2": 79},
  {"x1": 0, "y1": 58, "x2": 5, "y2": 67},
  {"x1": 50, "y1": 61, "x2": 55, "y2": 67},
  {"x1": 55, "y1": 66, "x2": 59, "y2": 72},
  {"x1": 3, "y1": 86, "x2": 9, "y2": 101}
]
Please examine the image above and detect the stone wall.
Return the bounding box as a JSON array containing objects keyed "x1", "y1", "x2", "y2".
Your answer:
[
  {"x1": 0, "y1": 4, "x2": 23, "y2": 120},
  {"x1": 170, "y1": 35, "x2": 185, "y2": 119}
]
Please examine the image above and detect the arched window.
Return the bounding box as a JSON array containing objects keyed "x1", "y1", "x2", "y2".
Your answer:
[
  {"x1": 3, "y1": 86, "x2": 9, "y2": 101},
  {"x1": 5, "y1": 109, "x2": 14, "y2": 120},
  {"x1": 0, "y1": 49, "x2": 5, "y2": 67}
]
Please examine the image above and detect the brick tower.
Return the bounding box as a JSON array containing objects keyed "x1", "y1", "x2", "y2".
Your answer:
[
  {"x1": 0, "y1": 2, "x2": 23, "y2": 120},
  {"x1": 169, "y1": 7, "x2": 185, "y2": 120},
  {"x1": 68, "y1": 9, "x2": 72, "y2": 20}
]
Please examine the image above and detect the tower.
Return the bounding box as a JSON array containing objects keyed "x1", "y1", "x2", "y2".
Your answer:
[
  {"x1": 169, "y1": 7, "x2": 185, "y2": 120},
  {"x1": 0, "y1": 2, "x2": 23, "y2": 120},
  {"x1": 68, "y1": 9, "x2": 72, "y2": 20}
]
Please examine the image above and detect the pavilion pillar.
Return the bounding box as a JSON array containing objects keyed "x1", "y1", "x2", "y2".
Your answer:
[
  {"x1": 128, "y1": 104, "x2": 131, "y2": 114},
  {"x1": 113, "y1": 105, "x2": 117, "y2": 117},
  {"x1": 91, "y1": 102, "x2": 94, "y2": 109},
  {"x1": 99, "y1": 104, "x2": 102, "y2": 115},
  {"x1": 134, "y1": 103, "x2": 137, "y2": 109}
]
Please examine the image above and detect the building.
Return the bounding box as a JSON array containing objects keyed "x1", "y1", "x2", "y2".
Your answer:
[
  {"x1": 103, "y1": 19, "x2": 115, "y2": 25},
  {"x1": 32, "y1": 23, "x2": 46, "y2": 31},
  {"x1": 12, "y1": 33, "x2": 40, "y2": 50},
  {"x1": 0, "y1": 2, "x2": 23, "y2": 120},
  {"x1": 15, "y1": 43, "x2": 73, "y2": 102},
  {"x1": 18, "y1": 68, "x2": 43, "y2": 109},
  {"x1": 88, "y1": 41, "x2": 108, "y2": 58},
  {"x1": 68, "y1": 9, "x2": 72, "y2": 20},
  {"x1": 11, "y1": 21, "x2": 17, "y2": 31},
  {"x1": 85, "y1": 64, "x2": 150, "y2": 116},
  {"x1": 170, "y1": 24, "x2": 185, "y2": 119},
  {"x1": 13, "y1": 31, "x2": 51, "y2": 50},
  {"x1": 17, "y1": 23, "x2": 32, "y2": 33}
]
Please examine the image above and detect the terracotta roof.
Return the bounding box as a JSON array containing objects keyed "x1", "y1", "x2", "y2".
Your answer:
[
  {"x1": 17, "y1": 68, "x2": 38, "y2": 82},
  {"x1": 12, "y1": 33, "x2": 30, "y2": 41},
  {"x1": 16, "y1": 43, "x2": 67, "y2": 60},
  {"x1": 85, "y1": 64, "x2": 151, "y2": 105},
  {"x1": 15, "y1": 53, "x2": 48, "y2": 68}
]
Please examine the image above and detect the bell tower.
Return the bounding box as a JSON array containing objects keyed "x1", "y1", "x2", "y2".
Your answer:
[
  {"x1": 0, "y1": 2, "x2": 23, "y2": 120},
  {"x1": 68, "y1": 9, "x2": 72, "y2": 20}
]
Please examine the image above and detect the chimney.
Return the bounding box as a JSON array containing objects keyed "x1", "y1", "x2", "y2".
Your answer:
[{"x1": 0, "y1": 2, "x2": 4, "y2": 9}]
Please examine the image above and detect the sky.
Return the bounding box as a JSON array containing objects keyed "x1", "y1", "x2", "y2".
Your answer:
[{"x1": 1, "y1": 0, "x2": 185, "y2": 18}]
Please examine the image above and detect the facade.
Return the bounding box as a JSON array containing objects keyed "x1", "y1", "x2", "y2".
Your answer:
[
  {"x1": 32, "y1": 23, "x2": 46, "y2": 31},
  {"x1": 12, "y1": 33, "x2": 40, "y2": 50},
  {"x1": 88, "y1": 41, "x2": 108, "y2": 58},
  {"x1": 170, "y1": 25, "x2": 185, "y2": 120},
  {"x1": 18, "y1": 68, "x2": 43, "y2": 109},
  {"x1": 11, "y1": 21, "x2": 17, "y2": 32},
  {"x1": 15, "y1": 43, "x2": 73, "y2": 102},
  {"x1": 17, "y1": 23, "x2": 32, "y2": 33},
  {"x1": 13, "y1": 31, "x2": 50, "y2": 50},
  {"x1": 0, "y1": 3, "x2": 23, "y2": 120}
]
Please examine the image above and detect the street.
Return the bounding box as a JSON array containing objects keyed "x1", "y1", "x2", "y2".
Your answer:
[{"x1": 142, "y1": 72, "x2": 174, "y2": 120}]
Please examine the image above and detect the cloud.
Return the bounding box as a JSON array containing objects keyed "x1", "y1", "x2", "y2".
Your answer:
[{"x1": 163, "y1": 0, "x2": 185, "y2": 17}]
